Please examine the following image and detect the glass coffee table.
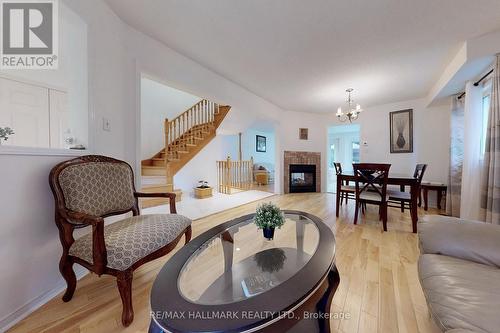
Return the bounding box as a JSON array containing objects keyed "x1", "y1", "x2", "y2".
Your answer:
[{"x1": 149, "y1": 210, "x2": 339, "y2": 333}]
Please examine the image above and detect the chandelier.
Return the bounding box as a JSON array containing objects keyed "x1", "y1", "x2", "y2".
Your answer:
[{"x1": 336, "y1": 88, "x2": 362, "y2": 123}]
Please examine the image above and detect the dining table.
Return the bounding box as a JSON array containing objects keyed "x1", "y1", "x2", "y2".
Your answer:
[{"x1": 336, "y1": 172, "x2": 420, "y2": 233}]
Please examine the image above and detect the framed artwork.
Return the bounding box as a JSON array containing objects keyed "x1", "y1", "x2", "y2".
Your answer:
[
  {"x1": 256, "y1": 135, "x2": 266, "y2": 152},
  {"x1": 390, "y1": 109, "x2": 413, "y2": 153},
  {"x1": 299, "y1": 128, "x2": 308, "y2": 140}
]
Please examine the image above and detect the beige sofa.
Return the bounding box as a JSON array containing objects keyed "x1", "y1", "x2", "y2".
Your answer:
[{"x1": 418, "y1": 215, "x2": 500, "y2": 333}]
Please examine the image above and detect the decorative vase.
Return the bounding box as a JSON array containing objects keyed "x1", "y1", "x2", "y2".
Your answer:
[
  {"x1": 396, "y1": 132, "x2": 406, "y2": 148},
  {"x1": 262, "y1": 227, "x2": 275, "y2": 240}
]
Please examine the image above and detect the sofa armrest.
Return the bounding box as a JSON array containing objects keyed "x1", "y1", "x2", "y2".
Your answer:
[{"x1": 419, "y1": 217, "x2": 500, "y2": 268}]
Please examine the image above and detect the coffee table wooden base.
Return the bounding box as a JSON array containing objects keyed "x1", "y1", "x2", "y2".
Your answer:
[{"x1": 149, "y1": 267, "x2": 340, "y2": 333}]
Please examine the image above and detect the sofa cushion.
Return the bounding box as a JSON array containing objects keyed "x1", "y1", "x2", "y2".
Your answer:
[
  {"x1": 419, "y1": 219, "x2": 500, "y2": 268},
  {"x1": 418, "y1": 254, "x2": 500, "y2": 333},
  {"x1": 69, "y1": 214, "x2": 191, "y2": 271}
]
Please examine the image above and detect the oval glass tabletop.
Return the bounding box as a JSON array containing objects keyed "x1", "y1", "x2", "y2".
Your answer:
[{"x1": 178, "y1": 213, "x2": 320, "y2": 305}]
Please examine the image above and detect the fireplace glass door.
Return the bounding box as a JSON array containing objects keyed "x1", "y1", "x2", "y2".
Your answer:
[{"x1": 289, "y1": 164, "x2": 316, "y2": 193}]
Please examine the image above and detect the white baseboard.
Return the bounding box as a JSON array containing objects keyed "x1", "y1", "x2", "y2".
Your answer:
[{"x1": 0, "y1": 266, "x2": 88, "y2": 333}]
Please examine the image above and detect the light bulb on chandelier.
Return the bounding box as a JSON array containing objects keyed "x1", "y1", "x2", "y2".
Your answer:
[{"x1": 336, "y1": 88, "x2": 362, "y2": 123}]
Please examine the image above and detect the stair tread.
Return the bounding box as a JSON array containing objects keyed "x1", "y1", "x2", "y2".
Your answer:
[
  {"x1": 141, "y1": 184, "x2": 173, "y2": 188},
  {"x1": 142, "y1": 165, "x2": 165, "y2": 169}
]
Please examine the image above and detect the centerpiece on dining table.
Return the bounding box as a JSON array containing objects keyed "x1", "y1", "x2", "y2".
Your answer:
[{"x1": 254, "y1": 202, "x2": 285, "y2": 240}]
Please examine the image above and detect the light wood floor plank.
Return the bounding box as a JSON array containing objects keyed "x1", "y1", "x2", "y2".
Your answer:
[{"x1": 8, "y1": 193, "x2": 441, "y2": 333}]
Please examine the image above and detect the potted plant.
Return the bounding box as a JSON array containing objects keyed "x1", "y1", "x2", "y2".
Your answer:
[
  {"x1": 0, "y1": 127, "x2": 14, "y2": 145},
  {"x1": 197, "y1": 180, "x2": 210, "y2": 188},
  {"x1": 254, "y1": 202, "x2": 285, "y2": 240}
]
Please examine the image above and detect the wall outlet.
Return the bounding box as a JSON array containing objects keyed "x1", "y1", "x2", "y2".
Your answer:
[{"x1": 103, "y1": 117, "x2": 111, "y2": 132}]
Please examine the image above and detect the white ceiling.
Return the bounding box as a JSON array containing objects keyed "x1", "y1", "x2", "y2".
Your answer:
[{"x1": 106, "y1": 0, "x2": 500, "y2": 113}]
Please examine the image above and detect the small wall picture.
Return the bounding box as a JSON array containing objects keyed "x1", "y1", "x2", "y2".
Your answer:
[
  {"x1": 299, "y1": 128, "x2": 308, "y2": 140},
  {"x1": 390, "y1": 109, "x2": 413, "y2": 153},
  {"x1": 256, "y1": 135, "x2": 266, "y2": 152}
]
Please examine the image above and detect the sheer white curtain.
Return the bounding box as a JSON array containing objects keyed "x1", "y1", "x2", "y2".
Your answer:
[
  {"x1": 460, "y1": 81, "x2": 484, "y2": 220},
  {"x1": 447, "y1": 97, "x2": 464, "y2": 217},
  {"x1": 481, "y1": 55, "x2": 500, "y2": 224}
]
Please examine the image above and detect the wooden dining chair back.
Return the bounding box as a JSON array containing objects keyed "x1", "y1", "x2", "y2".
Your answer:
[
  {"x1": 389, "y1": 163, "x2": 427, "y2": 213},
  {"x1": 334, "y1": 162, "x2": 355, "y2": 205},
  {"x1": 353, "y1": 163, "x2": 391, "y2": 231},
  {"x1": 413, "y1": 163, "x2": 427, "y2": 183},
  {"x1": 333, "y1": 162, "x2": 342, "y2": 175}
]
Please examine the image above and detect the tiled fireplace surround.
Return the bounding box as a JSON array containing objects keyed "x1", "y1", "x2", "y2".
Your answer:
[{"x1": 284, "y1": 151, "x2": 321, "y2": 194}]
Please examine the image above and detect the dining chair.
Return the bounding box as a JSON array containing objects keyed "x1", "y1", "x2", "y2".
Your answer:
[
  {"x1": 334, "y1": 162, "x2": 356, "y2": 205},
  {"x1": 353, "y1": 163, "x2": 391, "y2": 231},
  {"x1": 388, "y1": 164, "x2": 427, "y2": 213}
]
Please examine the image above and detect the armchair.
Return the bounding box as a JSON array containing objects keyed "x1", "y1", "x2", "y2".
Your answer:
[{"x1": 49, "y1": 155, "x2": 192, "y2": 326}]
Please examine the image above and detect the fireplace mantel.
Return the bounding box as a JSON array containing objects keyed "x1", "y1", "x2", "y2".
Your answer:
[{"x1": 284, "y1": 151, "x2": 321, "y2": 193}]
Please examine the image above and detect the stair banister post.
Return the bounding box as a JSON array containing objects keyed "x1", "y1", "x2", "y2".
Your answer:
[
  {"x1": 250, "y1": 156, "x2": 254, "y2": 188},
  {"x1": 227, "y1": 156, "x2": 231, "y2": 192},
  {"x1": 164, "y1": 118, "x2": 169, "y2": 158}
]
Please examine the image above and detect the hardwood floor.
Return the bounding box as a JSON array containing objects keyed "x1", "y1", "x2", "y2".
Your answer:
[{"x1": 9, "y1": 193, "x2": 441, "y2": 333}]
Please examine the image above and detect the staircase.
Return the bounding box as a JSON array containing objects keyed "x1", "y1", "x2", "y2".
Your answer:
[{"x1": 140, "y1": 99, "x2": 231, "y2": 208}]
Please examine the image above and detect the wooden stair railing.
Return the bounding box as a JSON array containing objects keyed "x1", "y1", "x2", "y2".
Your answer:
[
  {"x1": 141, "y1": 99, "x2": 231, "y2": 207},
  {"x1": 217, "y1": 157, "x2": 254, "y2": 194},
  {"x1": 164, "y1": 99, "x2": 218, "y2": 162}
]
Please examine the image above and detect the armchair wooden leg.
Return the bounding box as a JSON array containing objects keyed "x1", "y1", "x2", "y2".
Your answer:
[
  {"x1": 60, "y1": 255, "x2": 76, "y2": 302},
  {"x1": 117, "y1": 271, "x2": 134, "y2": 327},
  {"x1": 185, "y1": 225, "x2": 192, "y2": 244}
]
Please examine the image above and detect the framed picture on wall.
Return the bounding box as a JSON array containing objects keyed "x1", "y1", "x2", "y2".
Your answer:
[
  {"x1": 299, "y1": 128, "x2": 308, "y2": 140},
  {"x1": 256, "y1": 135, "x2": 266, "y2": 152},
  {"x1": 389, "y1": 109, "x2": 413, "y2": 153}
]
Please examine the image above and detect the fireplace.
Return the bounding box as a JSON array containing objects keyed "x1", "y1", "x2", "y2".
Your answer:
[
  {"x1": 289, "y1": 164, "x2": 316, "y2": 193},
  {"x1": 284, "y1": 151, "x2": 321, "y2": 193}
]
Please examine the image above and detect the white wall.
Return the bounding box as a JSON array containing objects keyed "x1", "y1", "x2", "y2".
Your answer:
[
  {"x1": 174, "y1": 135, "x2": 235, "y2": 194},
  {"x1": 0, "y1": 3, "x2": 89, "y2": 148},
  {"x1": 350, "y1": 98, "x2": 451, "y2": 184},
  {"x1": 275, "y1": 111, "x2": 329, "y2": 193},
  {"x1": 141, "y1": 77, "x2": 200, "y2": 160},
  {"x1": 241, "y1": 129, "x2": 275, "y2": 166},
  {"x1": 0, "y1": 0, "x2": 134, "y2": 330},
  {"x1": 220, "y1": 134, "x2": 239, "y2": 160}
]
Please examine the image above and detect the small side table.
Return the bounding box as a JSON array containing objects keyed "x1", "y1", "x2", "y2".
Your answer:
[
  {"x1": 255, "y1": 172, "x2": 269, "y2": 185},
  {"x1": 420, "y1": 183, "x2": 447, "y2": 211}
]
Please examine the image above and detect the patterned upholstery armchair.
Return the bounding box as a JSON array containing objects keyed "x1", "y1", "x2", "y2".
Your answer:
[{"x1": 49, "y1": 155, "x2": 192, "y2": 326}]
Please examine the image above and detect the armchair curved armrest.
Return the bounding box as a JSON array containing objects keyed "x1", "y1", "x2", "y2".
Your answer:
[
  {"x1": 134, "y1": 192, "x2": 177, "y2": 214},
  {"x1": 59, "y1": 210, "x2": 107, "y2": 274},
  {"x1": 60, "y1": 210, "x2": 104, "y2": 226}
]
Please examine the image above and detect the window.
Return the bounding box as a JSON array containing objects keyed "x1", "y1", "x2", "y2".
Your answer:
[
  {"x1": 352, "y1": 141, "x2": 360, "y2": 163},
  {"x1": 481, "y1": 80, "x2": 492, "y2": 154},
  {"x1": 330, "y1": 144, "x2": 335, "y2": 166}
]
